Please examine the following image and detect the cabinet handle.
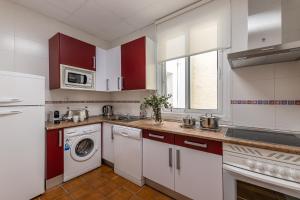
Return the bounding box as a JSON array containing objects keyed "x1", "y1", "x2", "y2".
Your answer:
[
  {"x1": 117, "y1": 77, "x2": 120, "y2": 90},
  {"x1": 169, "y1": 148, "x2": 172, "y2": 168},
  {"x1": 93, "y1": 56, "x2": 96, "y2": 69},
  {"x1": 111, "y1": 126, "x2": 114, "y2": 140},
  {"x1": 106, "y1": 79, "x2": 109, "y2": 91},
  {"x1": 176, "y1": 149, "x2": 180, "y2": 170},
  {"x1": 149, "y1": 133, "x2": 164, "y2": 140},
  {"x1": 184, "y1": 140, "x2": 207, "y2": 148},
  {"x1": 58, "y1": 130, "x2": 63, "y2": 147},
  {"x1": 121, "y1": 77, "x2": 124, "y2": 90}
]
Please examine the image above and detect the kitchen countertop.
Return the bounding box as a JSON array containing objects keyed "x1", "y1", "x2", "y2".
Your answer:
[{"x1": 46, "y1": 116, "x2": 300, "y2": 155}]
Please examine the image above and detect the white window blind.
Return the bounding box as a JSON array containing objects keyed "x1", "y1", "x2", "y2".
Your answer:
[{"x1": 156, "y1": 0, "x2": 231, "y2": 62}]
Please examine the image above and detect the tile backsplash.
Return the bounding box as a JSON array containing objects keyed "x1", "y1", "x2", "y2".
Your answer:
[{"x1": 231, "y1": 61, "x2": 300, "y2": 132}]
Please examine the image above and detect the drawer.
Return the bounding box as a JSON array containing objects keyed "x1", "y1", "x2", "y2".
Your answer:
[
  {"x1": 142, "y1": 130, "x2": 174, "y2": 144},
  {"x1": 175, "y1": 135, "x2": 222, "y2": 155}
]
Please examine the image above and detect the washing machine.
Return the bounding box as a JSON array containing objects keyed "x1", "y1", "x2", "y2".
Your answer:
[{"x1": 64, "y1": 124, "x2": 101, "y2": 182}]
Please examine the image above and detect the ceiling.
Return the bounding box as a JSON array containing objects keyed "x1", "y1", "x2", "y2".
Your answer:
[{"x1": 10, "y1": 0, "x2": 199, "y2": 42}]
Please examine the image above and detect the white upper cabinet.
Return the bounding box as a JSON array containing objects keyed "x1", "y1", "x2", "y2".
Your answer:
[
  {"x1": 106, "y1": 46, "x2": 121, "y2": 91},
  {"x1": 96, "y1": 46, "x2": 121, "y2": 92}
]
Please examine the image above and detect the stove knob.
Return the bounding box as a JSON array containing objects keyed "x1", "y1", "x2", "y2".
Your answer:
[
  {"x1": 278, "y1": 167, "x2": 291, "y2": 177},
  {"x1": 246, "y1": 160, "x2": 256, "y2": 169},
  {"x1": 256, "y1": 162, "x2": 265, "y2": 172},
  {"x1": 267, "y1": 165, "x2": 279, "y2": 175},
  {"x1": 291, "y1": 170, "x2": 300, "y2": 180}
]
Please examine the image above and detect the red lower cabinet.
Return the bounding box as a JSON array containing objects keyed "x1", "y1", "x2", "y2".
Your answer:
[{"x1": 46, "y1": 129, "x2": 64, "y2": 180}]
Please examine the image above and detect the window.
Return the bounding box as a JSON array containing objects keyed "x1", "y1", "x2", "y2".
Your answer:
[
  {"x1": 156, "y1": 0, "x2": 230, "y2": 113},
  {"x1": 161, "y1": 50, "x2": 220, "y2": 112}
]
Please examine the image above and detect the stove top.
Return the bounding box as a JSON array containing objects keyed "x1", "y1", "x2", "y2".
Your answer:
[{"x1": 225, "y1": 127, "x2": 300, "y2": 147}]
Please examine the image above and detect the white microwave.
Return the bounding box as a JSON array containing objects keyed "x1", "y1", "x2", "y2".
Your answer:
[{"x1": 60, "y1": 65, "x2": 95, "y2": 90}]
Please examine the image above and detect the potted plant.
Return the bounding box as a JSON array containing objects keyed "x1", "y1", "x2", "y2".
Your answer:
[{"x1": 142, "y1": 94, "x2": 172, "y2": 124}]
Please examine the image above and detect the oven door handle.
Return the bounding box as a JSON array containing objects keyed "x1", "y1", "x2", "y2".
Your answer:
[{"x1": 223, "y1": 164, "x2": 300, "y2": 192}]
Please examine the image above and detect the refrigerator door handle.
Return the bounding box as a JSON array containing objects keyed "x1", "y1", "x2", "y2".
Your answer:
[
  {"x1": 0, "y1": 110, "x2": 22, "y2": 116},
  {"x1": 0, "y1": 98, "x2": 22, "y2": 103}
]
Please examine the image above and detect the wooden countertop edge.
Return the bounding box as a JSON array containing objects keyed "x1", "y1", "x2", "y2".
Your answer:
[{"x1": 45, "y1": 117, "x2": 300, "y2": 155}]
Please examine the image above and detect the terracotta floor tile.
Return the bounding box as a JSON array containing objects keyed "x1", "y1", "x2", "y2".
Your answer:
[
  {"x1": 106, "y1": 188, "x2": 134, "y2": 200},
  {"x1": 129, "y1": 195, "x2": 143, "y2": 200},
  {"x1": 96, "y1": 182, "x2": 120, "y2": 197},
  {"x1": 63, "y1": 177, "x2": 87, "y2": 193},
  {"x1": 88, "y1": 177, "x2": 109, "y2": 189},
  {"x1": 123, "y1": 181, "x2": 142, "y2": 193},
  {"x1": 53, "y1": 195, "x2": 73, "y2": 200},
  {"x1": 41, "y1": 186, "x2": 67, "y2": 200},
  {"x1": 136, "y1": 186, "x2": 171, "y2": 200},
  {"x1": 40, "y1": 165, "x2": 172, "y2": 200},
  {"x1": 77, "y1": 191, "x2": 106, "y2": 200},
  {"x1": 69, "y1": 184, "x2": 93, "y2": 199},
  {"x1": 111, "y1": 176, "x2": 129, "y2": 186}
]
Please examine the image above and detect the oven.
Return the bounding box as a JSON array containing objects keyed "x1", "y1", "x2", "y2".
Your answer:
[
  {"x1": 223, "y1": 143, "x2": 300, "y2": 200},
  {"x1": 60, "y1": 65, "x2": 95, "y2": 90}
]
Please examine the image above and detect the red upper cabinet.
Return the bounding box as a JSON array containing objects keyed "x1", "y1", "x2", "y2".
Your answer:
[
  {"x1": 49, "y1": 33, "x2": 96, "y2": 89},
  {"x1": 46, "y1": 129, "x2": 64, "y2": 180},
  {"x1": 59, "y1": 34, "x2": 96, "y2": 71},
  {"x1": 121, "y1": 36, "x2": 156, "y2": 90}
]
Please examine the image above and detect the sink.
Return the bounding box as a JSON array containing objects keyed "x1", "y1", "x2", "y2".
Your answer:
[{"x1": 105, "y1": 115, "x2": 141, "y2": 122}]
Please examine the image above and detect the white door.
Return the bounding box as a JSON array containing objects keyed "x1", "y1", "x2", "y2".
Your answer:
[
  {"x1": 96, "y1": 47, "x2": 107, "y2": 91},
  {"x1": 106, "y1": 46, "x2": 121, "y2": 91},
  {"x1": 0, "y1": 71, "x2": 45, "y2": 106},
  {"x1": 143, "y1": 138, "x2": 175, "y2": 190},
  {"x1": 175, "y1": 146, "x2": 223, "y2": 200},
  {"x1": 102, "y1": 123, "x2": 114, "y2": 163},
  {"x1": 0, "y1": 106, "x2": 45, "y2": 200}
]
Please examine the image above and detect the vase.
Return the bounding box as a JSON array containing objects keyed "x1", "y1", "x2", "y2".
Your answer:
[{"x1": 153, "y1": 107, "x2": 163, "y2": 125}]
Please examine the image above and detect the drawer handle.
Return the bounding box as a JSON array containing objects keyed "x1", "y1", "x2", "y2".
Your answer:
[
  {"x1": 184, "y1": 140, "x2": 207, "y2": 148},
  {"x1": 149, "y1": 133, "x2": 164, "y2": 140}
]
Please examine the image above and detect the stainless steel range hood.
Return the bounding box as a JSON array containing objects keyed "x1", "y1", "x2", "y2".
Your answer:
[
  {"x1": 228, "y1": 41, "x2": 300, "y2": 68},
  {"x1": 228, "y1": 0, "x2": 300, "y2": 68}
]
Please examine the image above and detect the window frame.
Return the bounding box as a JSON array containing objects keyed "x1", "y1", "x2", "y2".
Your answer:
[{"x1": 158, "y1": 49, "x2": 223, "y2": 115}]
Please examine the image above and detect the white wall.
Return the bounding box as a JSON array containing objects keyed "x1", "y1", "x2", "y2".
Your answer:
[{"x1": 0, "y1": 0, "x2": 113, "y2": 118}]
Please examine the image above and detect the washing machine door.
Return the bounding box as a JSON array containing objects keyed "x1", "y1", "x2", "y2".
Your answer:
[{"x1": 71, "y1": 135, "x2": 97, "y2": 162}]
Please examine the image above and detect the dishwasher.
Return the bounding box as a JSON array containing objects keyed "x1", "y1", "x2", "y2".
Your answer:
[{"x1": 113, "y1": 125, "x2": 144, "y2": 186}]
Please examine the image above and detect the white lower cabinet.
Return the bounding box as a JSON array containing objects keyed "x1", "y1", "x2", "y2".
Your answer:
[
  {"x1": 142, "y1": 131, "x2": 223, "y2": 200},
  {"x1": 174, "y1": 146, "x2": 223, "y2": 200},
  {"x1": 143, "y1": 138, "x2": 175, "y2": 190},
  {"x1": 102, "y1": 123, "x2": 114, "y2": 163}
]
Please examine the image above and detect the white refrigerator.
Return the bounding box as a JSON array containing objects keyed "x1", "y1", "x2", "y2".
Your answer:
[{"x1": 0, "y1": 71, "x2": 45, "y2": 200}]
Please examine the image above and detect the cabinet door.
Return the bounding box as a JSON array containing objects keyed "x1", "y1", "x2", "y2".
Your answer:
[
  {"x1": 102, "y1": 123, "x2": 114, "y2": 163},
  {"x1": 107, "y1": 46, "x2": 121, "y2": 91},
  {"x1": 143, "y1": 138, "x2": 175, "y2": 190},
  {"x1": 174, "y1": 145, "x2": 223, "y2": 200},
  {"x1": 121, "y1": 37, "x2": 146, "y2": 90},
  {"x1": 59, "y1": 33, "x2": 96, "y2": 71},
  {"x1": 96, "y1": 47, "x2": 107, "y2": 91},
  {"x1": 46, "y1": 129, "x2": 64, "y2": 180}
]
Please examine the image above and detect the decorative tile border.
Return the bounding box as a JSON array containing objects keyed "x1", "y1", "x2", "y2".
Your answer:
[
  {"x1": 231, "y1": 100, "x2": 300, "y2": 105},
  {"x1": 45, "y1": 100, "x2": 141, "y2": 104}
]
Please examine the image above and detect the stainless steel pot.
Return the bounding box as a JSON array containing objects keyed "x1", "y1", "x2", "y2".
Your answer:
[
  {"x1": 200, "y1": 114, "x2": 220, "y2": 129},
  {"x1": 182, "y1": 116, "x2": 196, "y2": 127}
]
